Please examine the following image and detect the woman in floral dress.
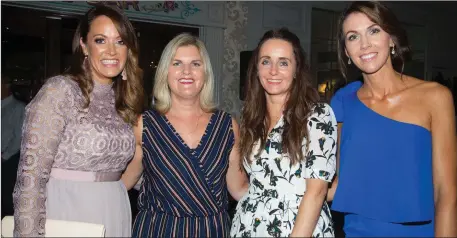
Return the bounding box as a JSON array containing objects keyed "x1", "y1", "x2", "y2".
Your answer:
[{"x1": 230, "y1": 28, "x2": 337, "y2": 237}]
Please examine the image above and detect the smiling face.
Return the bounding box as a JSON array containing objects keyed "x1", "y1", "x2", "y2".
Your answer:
[
  {"x1": 257, "y1": 39, "x2": 296, "y2": 102},
  {"x1": 80, "y1": 15, "x2": 127, "y2": 84},
  {"x1": 167, "y1": 45, "x2": 205, "y2": 101},
  {"x1": 343, "y1": 12, "x2": 394, "y2": 75}
]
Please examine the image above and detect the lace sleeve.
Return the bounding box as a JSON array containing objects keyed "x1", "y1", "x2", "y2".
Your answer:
[{"x1": 13, "y1": 76, "x2": 75, "y2": 237}]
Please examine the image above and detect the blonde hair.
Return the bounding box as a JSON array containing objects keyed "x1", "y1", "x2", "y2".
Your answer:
[{"x1": 153, "y1": 33, "x2": 215, "y2": 114}]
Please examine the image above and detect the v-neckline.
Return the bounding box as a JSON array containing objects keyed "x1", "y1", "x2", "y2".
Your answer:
[
  {"x1": 268, "y1": 114, "x2": 284, "y2": 136},
  {"x1": 162, "y1": 111, "x2": 217, "y2": 153}
]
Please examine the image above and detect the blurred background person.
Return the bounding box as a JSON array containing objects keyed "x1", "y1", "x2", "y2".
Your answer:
[
  {"x1": 2, "y1": 74, "x2": 26, "y2": 162},
  {"x1": 1, "y1": 74, "x2": 26, "y2": 219}
]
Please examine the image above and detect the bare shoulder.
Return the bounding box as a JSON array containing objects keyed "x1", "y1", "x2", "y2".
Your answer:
[
  {"x1": 231, "y1": 116, "x2": 240, "y2": 136},
  {"x1": 403, "y1": 75, "x2": 430, "y2": 89},
  {"x1": 406, "y1": 76, "x2": 452, "y2": 100},
  {"x1": 407, "y1": 76, "x2": 455, "y2": 113},
  {"x1": 134, "y1": 114, "x2": 144, "y2": 130},
  {"x1": 423, "y1": 81, "x2": 453, "y2": 105}
]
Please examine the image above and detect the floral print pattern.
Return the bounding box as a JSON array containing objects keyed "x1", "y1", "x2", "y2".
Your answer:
[{"x1": 230, "y1": 103, "x2": 337, "y2": 237}]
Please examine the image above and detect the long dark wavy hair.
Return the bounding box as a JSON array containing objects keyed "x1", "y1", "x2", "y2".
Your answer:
[
  {"x1": 240, "y1": 28, "x2": 319, "y2": 166},
  {"x1": 337, "y1": 1, "x2": 411, "y2": 79},
  {"x1": 66, "y1": 4, "x2": 144, "y2": 125}
]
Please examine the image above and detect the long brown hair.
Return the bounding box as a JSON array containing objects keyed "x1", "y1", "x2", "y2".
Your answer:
[
  {"x1": 67, "y1": 4, "x2": 143, "y2": 125},
  {"x1": 337, "y1": 1, "x2": 411, "y2": 79},
  {"x1": 240, "y1": 28, "x2": 319, "y2": 166}
]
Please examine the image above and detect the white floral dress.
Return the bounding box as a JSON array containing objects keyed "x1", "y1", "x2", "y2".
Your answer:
[{"x1": 230, "y1": 103, "x2": 337, "y2": 237}]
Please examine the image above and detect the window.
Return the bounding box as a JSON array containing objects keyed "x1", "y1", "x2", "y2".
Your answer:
[
  {"x1": 310, "y1": 8, "x2": 344, "y2": 102},
  {"x1": 2, "y1": 5, "x2": 199, "y2": 108}
]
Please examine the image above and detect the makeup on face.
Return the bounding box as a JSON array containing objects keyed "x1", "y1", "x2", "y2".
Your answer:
[
  {"x1": 257, "y1": 39, "x2": 296, "y2": 97},
  {"x1": 167, "y1": 45, "x2": 205, "y2": 99},
  {"x1": 81, "y1": 15, "x2": 128, "y2": 84},
  {"x1": 343, "y1": 12, "x2": 393, "y2": 74}
]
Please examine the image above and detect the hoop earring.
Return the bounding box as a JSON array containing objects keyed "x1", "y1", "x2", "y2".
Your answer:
[{"x1": 348, "y1": 58, "x2": 351, "y2": 65}]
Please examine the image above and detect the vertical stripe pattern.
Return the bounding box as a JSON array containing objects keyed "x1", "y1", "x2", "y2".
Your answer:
[{"x1": 132, "y1": 109, "x2": 234, "y2": 238}]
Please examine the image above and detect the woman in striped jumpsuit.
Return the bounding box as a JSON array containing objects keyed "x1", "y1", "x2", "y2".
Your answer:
[{"x1": 121, "y1": 33, "x2": 249, "y2": 237}]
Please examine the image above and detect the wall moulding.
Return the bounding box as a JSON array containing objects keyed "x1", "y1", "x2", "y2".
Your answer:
[{"x1": 2, "y1": 1, "x2": 226, "y2": 29}]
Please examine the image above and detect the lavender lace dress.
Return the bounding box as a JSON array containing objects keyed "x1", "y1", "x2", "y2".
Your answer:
[{"x1": 13, "y1": 76, "x2": 134, "y2": 237}]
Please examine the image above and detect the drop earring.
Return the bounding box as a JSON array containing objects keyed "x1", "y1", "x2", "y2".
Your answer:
[
  {"x1": 348, "y1": 58, "x2": 351, "y2": 65},
  {"x1": 83, "y1": 55, "x2": 88, "y2": 66},
  {"x1": 391, "y1": 47, "x2": 396, "y2": 55},
  {"x1": 121, "y1": 70, "x2": 127, "y2": 81}
]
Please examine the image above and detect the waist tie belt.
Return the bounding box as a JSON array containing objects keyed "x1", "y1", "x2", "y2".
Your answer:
[{"x1": 50, "y1": 168, "x2": 122, "y2": 182}]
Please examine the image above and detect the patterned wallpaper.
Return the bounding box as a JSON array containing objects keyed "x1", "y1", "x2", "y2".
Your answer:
[{"x1": 221, "y1": 1, "x2": 248, "y2": 120}]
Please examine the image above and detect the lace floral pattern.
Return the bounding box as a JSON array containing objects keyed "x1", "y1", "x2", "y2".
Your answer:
[
  {"x1": 230, "y1": 103, "x2": 337, "y2": 237},
  {"x1": 13, "y1": 76, "x2": 135, "y2": 236}
]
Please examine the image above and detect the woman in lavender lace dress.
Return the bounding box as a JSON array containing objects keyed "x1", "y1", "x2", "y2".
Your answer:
[{"x1": 12, "y1": 5, "x2": 144, "y2": 237}]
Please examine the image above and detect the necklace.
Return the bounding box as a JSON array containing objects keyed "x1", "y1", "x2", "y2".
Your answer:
[{"x1": 186, "y1": 112, "x2": 203, "y2": 137}]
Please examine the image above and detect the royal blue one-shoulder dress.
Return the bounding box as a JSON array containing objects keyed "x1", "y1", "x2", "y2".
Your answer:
[{"x1": 330, "y1": 81, "x2": 434, "y2": 236}]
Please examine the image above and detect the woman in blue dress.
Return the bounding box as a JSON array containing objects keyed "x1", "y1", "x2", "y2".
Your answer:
[{"x1": 328, "y1": 1, "x2": 457, "y2": 236}]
